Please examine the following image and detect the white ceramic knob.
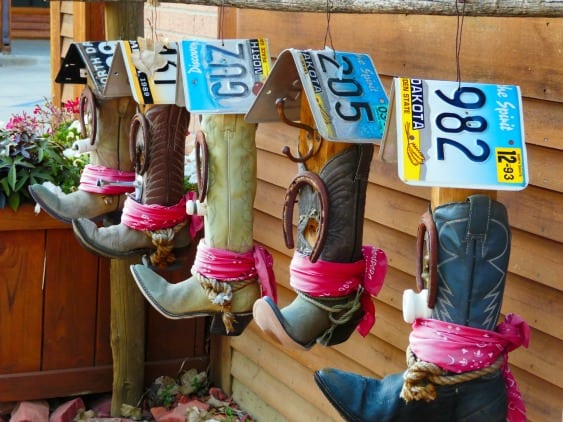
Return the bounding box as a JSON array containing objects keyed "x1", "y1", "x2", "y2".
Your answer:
[
  {"x1": 402, "y1": 289, "x2": 432, "y2": 324},
  {"x1": 186, "y1": 199, "x2": 207, "y2": 216}
]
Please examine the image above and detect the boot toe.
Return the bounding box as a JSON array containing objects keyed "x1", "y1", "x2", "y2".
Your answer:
[
  {"x1": 253, "y1": 296, "x2": 314, "y2": 350},
  {"x1": 29, "y1": 184, "x2": 70, "y2": 224},
  {"x1": 315, "y1": 369, "x2": 405, "y2": 422}
]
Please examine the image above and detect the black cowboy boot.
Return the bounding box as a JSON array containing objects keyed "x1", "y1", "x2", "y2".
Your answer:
[
  {"x1": 254, "y1": 142, "x2": 385, "y2": 349},
  {"x1": 315, "y1": 195, "x2": 511, "y2": 421}
]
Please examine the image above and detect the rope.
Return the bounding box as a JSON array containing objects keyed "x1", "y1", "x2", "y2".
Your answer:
[
  {"x1": 297, "y1": 287, "x2": 363, "y2": 344},
  {"x1": 197, "y1": 273, "x2": 257, "y2": 334},
  {"x1": 144, "y1": 220, "x2": 188, "y2": 268},
  {"x1": 400, "y1": 345, "x2": 504, "y2": 402}
]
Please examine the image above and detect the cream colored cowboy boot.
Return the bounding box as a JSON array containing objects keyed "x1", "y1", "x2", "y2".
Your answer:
[
  {"x1": 131, "y1": 113, "x2": 274, "y2": 336},
  {"x1": 72, "y1": 104, "x2": 191, "y2": 263},
  {"x1": 29, "y1": 86, "x2": 136, "y2": 223}
]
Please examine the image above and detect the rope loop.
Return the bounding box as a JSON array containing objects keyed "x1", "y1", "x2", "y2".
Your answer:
[
  {"x1": 400, "y1": 345, "x2": 504, "y2": 402},
  {"x1": 145, "y1": 220, "x2": 188, "y2": 268}
]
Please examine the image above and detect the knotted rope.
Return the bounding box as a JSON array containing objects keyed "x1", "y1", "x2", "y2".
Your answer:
[
  {"x1": 400, "y1": 345, "x2": 504, "y2": 402},
  {"x1": 144, "y1": 220, "x2": 188, "y2": 268},
  {"x1": 196, "y1": 273, "x2": 257, "y2": 334}
]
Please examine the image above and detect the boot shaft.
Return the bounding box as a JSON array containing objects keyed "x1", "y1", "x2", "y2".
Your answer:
[
  {"x1": 132, "y1": 104, "x2": 190, "y2": 207},
  {"x1": 431, "y1": 194, "x2": 511, "y2": 330},
  {"x1": 201, "y1": 114, "x2": 257, "y2": 254},
  {"x1": 296, "y1": 143, "x2": 374, "y2": 263},
  {"x1": 90, "y1": 95, "x2": 137, "y2": 172}
]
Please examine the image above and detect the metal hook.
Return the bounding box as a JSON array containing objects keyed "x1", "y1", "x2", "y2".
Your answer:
[{"x1": 276, "y1": 97, "x2": 322, "y2": 163}]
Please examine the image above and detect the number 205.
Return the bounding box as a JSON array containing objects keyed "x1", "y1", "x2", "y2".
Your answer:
[{"x1": 318, "y1": 54, "x2": 376, "y2": 122}]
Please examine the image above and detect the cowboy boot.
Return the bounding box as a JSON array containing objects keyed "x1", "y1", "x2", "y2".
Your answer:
[
  {"x1": 72, "y1": 104, "x2": 191, "y2": 263},
  {"x1": 315, "y1": 195, "x2": 512, "y2": 421},
  {"x1": 29, "y1": 86, "x2": 137, "y2": 223},
  {"x1": 253, "y1": 139, "x2": 386, "y2": 350},
  {"x1": 130, "y1": 114, "x2": 276, "y2": 336}
]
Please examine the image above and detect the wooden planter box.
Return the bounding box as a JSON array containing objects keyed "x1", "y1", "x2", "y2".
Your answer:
[{"x1": 0, "y1": 204, "x2": 208, "y2": 402}]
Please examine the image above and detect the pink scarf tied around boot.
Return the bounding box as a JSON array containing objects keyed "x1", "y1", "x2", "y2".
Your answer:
[
  {"x1": 121, "y1": 192, "x2": 204, "y2": 238},
  {"x1": 192, "y1": 240, "x2": 277, "y2": 302},
  {"x1": 409, "y1": 314, "x2": 531, "y2": 422},
  {"x1": 79, "y1": 164, "x2": 135, "y2": 195},
  {"x1": 289, "y1": 246, "x2": 387, "y2": 337}
]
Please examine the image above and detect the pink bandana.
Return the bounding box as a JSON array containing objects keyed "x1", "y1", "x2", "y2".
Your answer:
[
  {"x1": 79, "y1": 164, "x2": 135, "y2": 195},
  {"x1": 192, "y1": 240, "x2": 277, "y2": 302},
  {"x1": 289, "y1": 246, "x2": 387, "y2": 336},
  {"x1": 409, "y1": 314, "x2": 530, "y2": 422},
  {"x1": 120, "y1": 193, "x2": 203, "y2": 235}
]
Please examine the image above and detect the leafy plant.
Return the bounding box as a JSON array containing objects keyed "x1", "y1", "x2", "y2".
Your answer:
[{"x1": 0, "y1": 98, "x2": 89, "y2": 211}]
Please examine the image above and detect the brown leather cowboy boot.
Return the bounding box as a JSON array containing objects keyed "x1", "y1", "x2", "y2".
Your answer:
[{"x1": 72, "y1": 104, "x2": 191, "y2": 264}]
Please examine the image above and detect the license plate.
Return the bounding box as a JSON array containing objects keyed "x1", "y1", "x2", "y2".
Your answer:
[
  {"x1": 179, "y1": 38, "x2": 271, "y2": 114},
  {"x1": 120, "y1": 40, "x2": 180, "y2": 105},
  {"x1": 394, "y1": 78, "x2": 528, "y2": 190},
  {"x1": 295, "y1": 49, "x2": 388, "y2": 142}
]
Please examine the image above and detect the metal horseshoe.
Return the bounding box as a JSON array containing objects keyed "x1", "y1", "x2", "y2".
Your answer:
[
  {"x1": 416, "y1": 210, "x2": 438, "y2": 309},
  {"x1": 283, "y1": 171, "x2": 329, "y2": 263},
  {"x1": 276, "y1": 97, "x2": 322, "y2": 163},
  {"x1": 129, "y1": 112, "x2": 150, "y2": 175},
  {"x1": 194, "y1": 130, "x2": 209, "y2": 203},
  {"x1": 79, "y1": 85, "x2": 97, "y2": 145}
]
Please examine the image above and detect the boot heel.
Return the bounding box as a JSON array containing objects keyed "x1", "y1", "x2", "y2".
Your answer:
[
  {"x1": 210, "y1": 313, "x2": 254, "y2": 336},
  {"x1": 317, "y1": 310, "x2": 364, "y2": 347}
]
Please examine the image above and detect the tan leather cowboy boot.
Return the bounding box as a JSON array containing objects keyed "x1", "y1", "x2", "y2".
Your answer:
[
  {"x1": 130, "y1": 114, "x2": 275, "y2": 336},
  {"x1": 29, "y1": 86, "x2": 136, "y2": 223}
]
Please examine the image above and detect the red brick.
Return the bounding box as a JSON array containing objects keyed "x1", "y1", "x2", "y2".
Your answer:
[
  {"x1": 88, "y1": 395, "x2": 112, "y2": 418},
  {"x1": 49, "y1": 398, "x2": 85, "y2": 422},
  {"x1": 10, "y1": 401, "x2": 49, "y2": 422}
]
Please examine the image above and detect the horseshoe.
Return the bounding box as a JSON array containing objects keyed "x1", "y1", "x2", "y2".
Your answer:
[
  {"x1": 283, "y1": 171, "x2": 329, "y2": 263},
  {"x1": 416, "y1": 210, "x2": 438, "y2": 309},
  {"x1": 194, "y1": 130, "x2": 209, "y2": 203},
  {"x1": 276, "y1": 97, "x2": 322, "y2": 163},
  {"x1": 79, "y1": 85, "x2": 97, "y2": 145},
  {"x1": 129, "y1": 112, "x2": 150, "y2": 175}
]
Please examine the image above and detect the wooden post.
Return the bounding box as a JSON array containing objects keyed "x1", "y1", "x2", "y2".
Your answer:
[
  {"x1": 103, "y1": 2, "x2": 145, "y2": 416},
  {"x1": 431, "y1": 188, "x2": 495, "y2": 209}
]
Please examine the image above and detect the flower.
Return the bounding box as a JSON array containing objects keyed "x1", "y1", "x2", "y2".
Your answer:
[{"x1": 0, "y1": 98, "x2": 89, "y2": 211}]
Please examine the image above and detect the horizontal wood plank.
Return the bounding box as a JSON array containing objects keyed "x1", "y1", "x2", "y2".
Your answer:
[{"x1": 230, "y1": 10, "x2": 563, "y2": 102}]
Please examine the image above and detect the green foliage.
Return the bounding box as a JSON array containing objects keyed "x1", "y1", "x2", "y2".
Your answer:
[{"x1": 0, "y1": 98, "x2": 89, "y2": 211}]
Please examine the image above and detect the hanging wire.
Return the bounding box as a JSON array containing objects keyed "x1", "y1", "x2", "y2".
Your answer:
[
  {"x1": 218, "y1": 0, "x2": 226, "y2": 46},
  {"x1": 146, "y1": 0, "x2": 159, "y2": 43},
  {"x1": 323, "y1": 0, "x2": 336, "y2": 57},
  {"x1": 455, "y1": 0, "x2": 467, "y2": 89}
]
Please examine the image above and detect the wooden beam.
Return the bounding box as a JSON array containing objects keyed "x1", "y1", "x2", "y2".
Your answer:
[{"x1": 101, "y1": 0, "x2": 563, "y2": 18}]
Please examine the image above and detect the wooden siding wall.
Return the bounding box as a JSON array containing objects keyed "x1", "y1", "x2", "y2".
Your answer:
[
  {"x1": 11, "y1": 7, "x2": 49, "y2": 39},
  {"x1": 216, "y1": 9, "x2": 563, "y2": 422}
]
